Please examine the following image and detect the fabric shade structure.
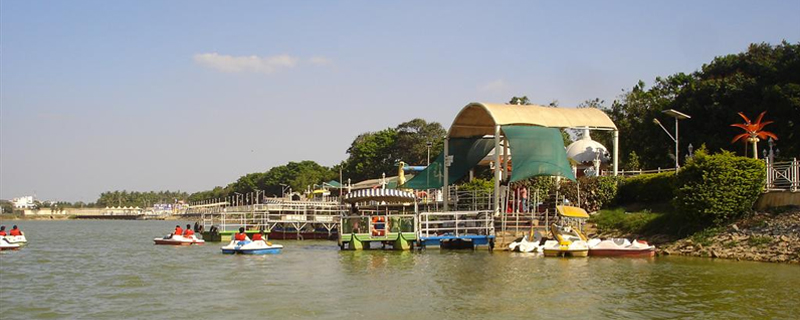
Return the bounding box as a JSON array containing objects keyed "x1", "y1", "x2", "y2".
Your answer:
[
  {"x1": 401, "y1": 137, "x2": 495, "y2": 190},
  {"x1": 441, "y1": 102, "x2": 620, "y2": 213},
  {"x1": 342, "y1": 188, "x2": 417, "y2": 204},
  {"x1": 324, "y1": 180, "x2": 343, "y2": 188},
  {"x1": 502, "y1": 125, "x2": 575, "y2": 182},
  {"x1": 449, "y1": 102, "x2": 617, "y2": 138}
]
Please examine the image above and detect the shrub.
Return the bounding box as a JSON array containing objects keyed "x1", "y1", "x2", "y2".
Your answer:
[
  {"x1": 617, "y1": 171, "x2": 677, "y2": 204},
  {"x1": 559, "y1": 176, "x2": 621, "y2": 212},
  {"x1": 674, "y1": 150, "x2": 765, "y2": 225},
  {"x1": 458, "y1": 178, "x2": 494, "y2": 193}
]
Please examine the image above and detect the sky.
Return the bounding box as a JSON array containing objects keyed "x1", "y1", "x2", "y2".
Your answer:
[{"x1": 2, "y1": 1, "x2": 799, "y2": 202}]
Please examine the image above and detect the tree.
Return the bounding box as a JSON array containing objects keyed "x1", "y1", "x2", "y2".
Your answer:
[
  {"x1": 394, "y1": 118, "x2": 446, "y2": 166},
  {"x1": 508, "y1": 96, "x2": 531, "y2": 105},
  {"x1": 608, "y1": 42, "x2": 800, "y2": 168},
  {"x1": 730, "y1": 111, "x2": 778, "y2": 159}
]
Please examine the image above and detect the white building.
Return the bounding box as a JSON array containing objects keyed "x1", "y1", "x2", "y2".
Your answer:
[{"x1": 12, "y1": 196, "x2": 35, "y2": 208}]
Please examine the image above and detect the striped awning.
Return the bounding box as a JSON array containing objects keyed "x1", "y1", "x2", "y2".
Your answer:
[{"x1": 342, "y1": 188, "x2": 417, "y2": 204}]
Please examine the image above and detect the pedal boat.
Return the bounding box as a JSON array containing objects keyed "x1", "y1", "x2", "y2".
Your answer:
[
  {"x1": 154, "y1": 234, "x2": 205, "y2": 245},
  {"x1": 0, "y1": 237, "x2": 21, "y2": 251},
  {"x1": 542, "y1": 224, "x2": 589, "y2": 257},
  {"x1": 3, "y1": 234, "x2": 27, "y2": 246},
  {"x1": 221, "y1": 239, "x2": 283, "y2": 254},
  {"x1": 588, "y1": 238, "x2": 655, "y2": 257},
  {"x1": 508, "y1": 233, "x2": 544, "y2": 253}
]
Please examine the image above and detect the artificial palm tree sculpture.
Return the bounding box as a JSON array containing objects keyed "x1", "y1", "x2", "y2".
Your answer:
[{"x1": 731, "y1": 111, "x2": 778, "y2": 159}]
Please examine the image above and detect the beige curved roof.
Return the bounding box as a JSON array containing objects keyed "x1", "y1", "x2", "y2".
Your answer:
[{"x1": 448, "y1": 102, "x2": 617, "y2": 138}]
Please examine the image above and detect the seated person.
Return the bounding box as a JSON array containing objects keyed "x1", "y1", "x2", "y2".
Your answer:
[
  {"x1": 234, "y1": 227, "x2": 249, "y2": 242},
  {"x1": 9, "y1": 225, "x2": 22, "y2": 236},
  {"x1": 173, "y1": 225, "x2": 183, "y2": 237},
  {"x1": 182, "y1": 224, "x2": 195, "y2": 238},
  {"x1": 252, "y1": 232, "x2": 263, "y2": 241},
  {"x1": 0, "y1": 226, "x2": 6, "y2": 236}
]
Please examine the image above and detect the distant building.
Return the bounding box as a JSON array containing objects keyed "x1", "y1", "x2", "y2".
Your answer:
[{"x1": 12, "y1": 196, "x2": 35, "y2": 208}]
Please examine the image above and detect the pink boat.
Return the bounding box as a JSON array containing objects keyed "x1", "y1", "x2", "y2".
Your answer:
[{"x1": 588, "y1": 238, "x2": 655, "y2": 257}]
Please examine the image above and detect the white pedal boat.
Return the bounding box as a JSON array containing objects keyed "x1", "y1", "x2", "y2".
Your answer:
[
  {"x1": 0, "y1": 237, "x2": 21, "y2": 251},
  {"x1": 508, "y1": 233, "x2": 544, "y2": 253},
  {"x1": 154, "y1": 234, "x2": 205, "y2": 245},
  {"x1": 588, "y1": 238, "x2": 656, "y2": 257},
  {"x1": 3, "y1": 234, "x2": 27, "y2": 245},
  {"x1": 221, "y1": 240, "x2": 283, "y2": 254}
]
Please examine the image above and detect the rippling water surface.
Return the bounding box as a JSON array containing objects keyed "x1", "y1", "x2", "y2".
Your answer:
[{"x1": 1, "y1": 220, "x2": 798, "y2": 319}]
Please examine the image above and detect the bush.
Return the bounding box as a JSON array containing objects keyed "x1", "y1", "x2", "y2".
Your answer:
[
  {"x1": 616, "y1": 171, "x2": 676, "y2": 204},
  {"x1": 458, "y1": 178, "x2": 494, "y2": 193},
  {"x1": 559, "y1": 176, "x2": 621, "y2": 212},
  {"x1": 674, "y1": 150, "x2": 765, "y2": 225}
]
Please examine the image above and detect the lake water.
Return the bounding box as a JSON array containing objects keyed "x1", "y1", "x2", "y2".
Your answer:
[{"x1": 1, "y1": 220, "x2": 798, "y2": 319}]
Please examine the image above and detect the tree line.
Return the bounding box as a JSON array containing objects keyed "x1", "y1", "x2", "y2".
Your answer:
[{"x1": 185, "y1": 41, "x2": 800, "y2": 202}]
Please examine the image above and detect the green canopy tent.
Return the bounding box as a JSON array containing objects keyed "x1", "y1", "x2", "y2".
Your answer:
[{"x1": 401, "y1": 137, "x2": 495, "y2": 190}]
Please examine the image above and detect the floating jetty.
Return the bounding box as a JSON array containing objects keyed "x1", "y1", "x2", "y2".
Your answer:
[{"x1": 191, "y1": 199, "x2": 344, "y2": 242}]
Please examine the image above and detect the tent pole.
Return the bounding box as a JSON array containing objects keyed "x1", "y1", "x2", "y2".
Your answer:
[
  {"x1": 503, "y1": 137, "x2": 509, "y2": 181},
  {"x1": 494, "y1": 125, "x2": 502, "y2": 216},
  {"x1": 613, "y1": 130, "x2": 619, "y2": 176},
  {"x1": 443, "y1": 138, "x2": 449, "y2": 212}
]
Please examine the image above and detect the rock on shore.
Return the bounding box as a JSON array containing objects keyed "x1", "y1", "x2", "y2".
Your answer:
[{"x1": 659, "y1": 210, "x2": 800, "y2": 264}]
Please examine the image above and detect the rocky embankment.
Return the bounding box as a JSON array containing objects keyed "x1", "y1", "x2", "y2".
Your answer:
[{"x1": 659, "y1": 210, "x2": 800, "y2": 264}]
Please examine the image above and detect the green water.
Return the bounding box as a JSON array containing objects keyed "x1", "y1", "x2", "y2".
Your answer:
[{"x1": 0, "y1": 220, "x2": 798, "y2": 319}]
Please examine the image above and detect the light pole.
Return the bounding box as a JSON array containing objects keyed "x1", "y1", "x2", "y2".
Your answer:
[
  {"x1": 653, "y1": 109, "x2": 691, "y2": 170},
  {"x1": 234, "y1": 192, "x2": 242, "y2": 206},
  {"x1": 280, "y1": 184, "x2": 290, "y2": 198},
  {"x1": 426, "y1": 141, "x2": 432, "y2": 166}
]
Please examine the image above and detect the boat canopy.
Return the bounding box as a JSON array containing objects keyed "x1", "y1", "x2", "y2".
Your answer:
[
  {"x1": 342, "y1": 188, "x2": 416, "y2": 204},
  {"x1": 557, "y1": 205, "x2": 590, "y2": 219}
]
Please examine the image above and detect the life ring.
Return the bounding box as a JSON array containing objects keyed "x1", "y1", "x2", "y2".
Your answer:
[{"x1": 416, "y1": 191, "x2": 428, "y2": 198}]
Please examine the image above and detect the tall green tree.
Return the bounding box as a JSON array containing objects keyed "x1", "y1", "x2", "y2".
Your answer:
[{"x1": 608, "y1": 41, "x2": 800, "y2": 168}]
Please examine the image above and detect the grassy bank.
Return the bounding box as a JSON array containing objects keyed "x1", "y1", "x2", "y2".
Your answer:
[{"x1": 591, "y1": 205, "x2": 800, "y2": 263}]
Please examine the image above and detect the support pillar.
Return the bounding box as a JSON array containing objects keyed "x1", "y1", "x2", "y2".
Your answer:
[
  {"x1": 613, "y1": 130, "x2": 619, "y2": 176},
  {"x1": 443, "y1": 138, "x2": 449, "y2": 212},
  {"x1": 494, "y1": 125, "x2": 502, "y2": 216}
]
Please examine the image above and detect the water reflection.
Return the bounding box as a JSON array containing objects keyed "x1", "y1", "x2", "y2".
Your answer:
[{"x1": 1, "y1": 220, "x2": 798, "y2": 320}]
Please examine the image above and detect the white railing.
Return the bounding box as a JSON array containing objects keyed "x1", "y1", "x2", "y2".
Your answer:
[
  {"x1": 766, "y1": 158, "x2": 799, "y2": 192},
  {"x1": 418, "y1": 210, "x2": 494, "y2": 239}
]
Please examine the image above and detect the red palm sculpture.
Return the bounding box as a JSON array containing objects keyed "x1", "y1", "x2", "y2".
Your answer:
[{"x1": 731, "y1": 111, "x2": 778, "y2": 159}]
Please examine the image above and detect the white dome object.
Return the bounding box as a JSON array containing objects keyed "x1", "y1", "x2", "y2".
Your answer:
[{"x1": 566, "y1": 129, "x2": 610, "y2": 164}]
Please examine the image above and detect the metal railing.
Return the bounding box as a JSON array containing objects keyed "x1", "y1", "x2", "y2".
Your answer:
[
  {"x1": 418, "y1": 210, "x2": 494, "y2": 239},
  {"x1": 766, "y1": 158, "x2": 799, "y2": 192}
]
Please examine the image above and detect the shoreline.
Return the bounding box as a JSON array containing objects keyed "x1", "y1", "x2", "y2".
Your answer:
[{"x1": 657, "y1": 210, "x2": 800, "y2": 264}]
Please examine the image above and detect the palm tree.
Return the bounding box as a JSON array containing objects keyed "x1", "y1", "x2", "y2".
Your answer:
[{"x1": 731, "y1": 111, "x2": 778, "y2": 159}]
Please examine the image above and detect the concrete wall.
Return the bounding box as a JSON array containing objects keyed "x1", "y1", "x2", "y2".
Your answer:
[{"x1": 755, "y1": 191, "x2": 800, "y2": 210}]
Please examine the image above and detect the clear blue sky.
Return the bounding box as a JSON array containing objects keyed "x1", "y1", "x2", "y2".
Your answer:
[{"x1": 2, "y1": 1, "x2": 798, "y2": 202}]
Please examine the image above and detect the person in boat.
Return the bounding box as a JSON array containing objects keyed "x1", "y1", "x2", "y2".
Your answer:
[
  {"x1": 10, "y1": 225, "x2": 22, "y2": 236},
  {"x1": 182, "y1": 224, "x2": 194, "y2": 238},
  {"x1": 252, "y1": 231, "x2": 263, "y2": 241},
  {"x1": 173, "y1": 225, "x2": 183, "y2": 237},
  {"x1": 0, "y1": 226, "x2": 6, "y2": 236},
  {"x1": 234, "y1": 227, "x2": 249, "y2": 242}
]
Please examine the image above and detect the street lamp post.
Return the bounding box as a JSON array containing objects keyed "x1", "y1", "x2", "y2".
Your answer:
[{"x1": 654, "y1": 109, "x2": 691, "y2": 170}]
